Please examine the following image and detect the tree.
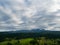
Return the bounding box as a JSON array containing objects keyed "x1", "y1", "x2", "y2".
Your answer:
[
  {"x1": 7, "y1": 42, "x2": 12, "y2": 45},
  {"x1": 15, "y1": 40, "x2": 21, "y2": 45},
  {"x1": 30, "y1": 39, "x2": 39, "y2": 45}
]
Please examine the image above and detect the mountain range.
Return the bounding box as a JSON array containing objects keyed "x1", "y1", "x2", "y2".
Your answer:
[{"x1": 0, "y1": 29, "x2": 53, "y2": 33}]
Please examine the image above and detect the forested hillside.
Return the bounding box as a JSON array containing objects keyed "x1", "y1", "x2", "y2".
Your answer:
[{"x1": 0, "y1": 31, "x2": 60, "y2": 45}]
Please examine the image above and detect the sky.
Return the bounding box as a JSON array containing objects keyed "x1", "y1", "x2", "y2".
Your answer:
[{"x1": 0, "y1": 0, "x2": 60, "y2": 31}]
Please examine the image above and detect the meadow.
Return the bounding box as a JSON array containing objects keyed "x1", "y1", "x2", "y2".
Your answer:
[
  {"x1": 0, "y1": 31, "x2": 60, "y2": 45},
  {"x1": 0, "y1": 37, "x2": 60, "y2": 45}
]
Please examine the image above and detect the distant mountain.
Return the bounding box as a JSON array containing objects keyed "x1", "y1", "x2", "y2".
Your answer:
[
  {"x1": 0, "y1": 29, "x2": 54, "y2": 33},
  {"x1": 31, "y1": 29, "x2": 45, "y2": 32},
  {"x1": 8, "y1": 29, "x2": 46, "y2": 33}
]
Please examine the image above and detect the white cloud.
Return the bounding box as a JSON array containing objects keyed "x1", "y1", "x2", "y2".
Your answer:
[{"x1": 0, "y1": 0, "x2": 60, "y2": 31}]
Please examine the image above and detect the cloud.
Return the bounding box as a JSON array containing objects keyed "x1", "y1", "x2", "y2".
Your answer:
[{"x1": 0, "y1": 0, "x2": 60, "y2": 31}]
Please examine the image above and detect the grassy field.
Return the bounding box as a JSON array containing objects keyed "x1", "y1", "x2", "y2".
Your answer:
[
  {"x1": 0, "y1": 38, "x2": 33, "y2": 45},
  {"x1": 0, "y1": 32, "x2": 60, "y2": 45},
  {"x1": 0, "y1": 37, "x2": 60, "y2": 45}
]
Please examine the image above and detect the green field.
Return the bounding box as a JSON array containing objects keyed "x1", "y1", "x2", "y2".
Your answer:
[
  {"x1": 0, "y1": 32, "x2": 60, "y2": 45},
  {"x1": 0, "y1": 37, "x2": 60, "y2": 45}
]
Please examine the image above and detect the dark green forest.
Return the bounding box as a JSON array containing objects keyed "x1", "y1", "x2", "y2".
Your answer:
[{"x1": 0, "y1": 31, "x2": 60, "y2": 45}]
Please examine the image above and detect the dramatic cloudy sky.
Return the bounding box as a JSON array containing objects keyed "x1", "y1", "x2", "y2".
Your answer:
[{"x1": 0, "y1": 0, "x2": 60, "y2": 31}]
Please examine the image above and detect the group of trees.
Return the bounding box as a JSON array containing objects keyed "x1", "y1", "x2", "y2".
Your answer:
[
  {"x1": 0, "y1": 31, "x2": 60, "y2": 41},
  {"x1": 0, "y1": 31, "x2": 60, "y2": 45},
  {"x1": 0, "y1": 37, "x2": 60, "y2": 45}
]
